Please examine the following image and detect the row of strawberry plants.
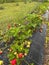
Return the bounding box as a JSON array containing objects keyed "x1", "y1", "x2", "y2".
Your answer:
[
  {"x1": 7, "y1": 3, "x2": 48, "y2": 65},
  {"x1": 6, "y1": 13, "x2": 42, "y2": 65},
  {"x1": 0, "y1": 3, "x2": 48, "y2": 65}
]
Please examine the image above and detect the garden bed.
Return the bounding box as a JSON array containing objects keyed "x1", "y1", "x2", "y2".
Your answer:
[{"x1": 0, "y1": 2, "x2": 48, "y2": 65}]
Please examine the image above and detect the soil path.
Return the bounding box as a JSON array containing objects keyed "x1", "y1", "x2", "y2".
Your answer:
[{"x1": 44, "y1": 22, "x2": 49, "y2": 65}]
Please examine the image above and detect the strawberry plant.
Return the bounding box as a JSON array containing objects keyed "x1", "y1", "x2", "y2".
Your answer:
[
  {"x1": 7, "y1": 13, "x2": 42, "y2": 65},
  {"x1": 35, "y1": 4, "x2": 48, "y2": 15}
]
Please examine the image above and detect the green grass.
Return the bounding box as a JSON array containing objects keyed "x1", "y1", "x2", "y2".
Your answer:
[{"x1": 0, "y1": 2, "x2": 38, "y2": 31}]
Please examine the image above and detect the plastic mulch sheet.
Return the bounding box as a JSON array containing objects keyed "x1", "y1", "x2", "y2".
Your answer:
[{"x1": 21, "y1": 24, "x2": 46, "y2": 65}]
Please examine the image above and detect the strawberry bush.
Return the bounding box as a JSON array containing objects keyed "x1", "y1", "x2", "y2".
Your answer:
[
  {"x1": 6, "y1": 13, "x2": 42, "y2": 65},
  {"x1": 34, "y1": 3, "x2": 48, "y2": 15}
]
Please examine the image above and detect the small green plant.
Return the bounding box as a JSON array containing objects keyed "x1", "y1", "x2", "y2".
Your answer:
[
  {"x1": 23, "y1": 0, "x2": 27, "y2": 4},
  {"x1": 16, "y1": 2, "x2": 19, "y2": 6},
  {"x1": 35, "y1": 4, "x2": 48, "y2": 14},
  {"x1": 0, "y1": 6, "x2": 4, "y2": 10},
  {"x1": 31, "y1": 63, "x2": 34, "y2": 65}
]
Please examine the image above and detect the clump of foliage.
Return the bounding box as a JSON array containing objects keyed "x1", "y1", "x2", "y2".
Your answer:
[
  {"x1": 0, "y1": 6, "x2": 4, "y2": 10},
  {"x1": 16, "y1": 2, "x2": 19, "y2": 6},
  {"x1": 6, "y1": 13, "x2": 42, "y2": 65},
  {"x1": 34, "y1": 4, "x2": 48, "y2": 14},
  {"x1": 7, "y1": 13, "x2": 42, "y2": 41}
]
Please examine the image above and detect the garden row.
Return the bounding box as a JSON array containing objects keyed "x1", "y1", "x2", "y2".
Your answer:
[
  {"x1": 7, "y1": 3, "x2": 48, "y2": 65},
  {"x1": 0, "y1": 2, "x2": 48, "y2": 65}
]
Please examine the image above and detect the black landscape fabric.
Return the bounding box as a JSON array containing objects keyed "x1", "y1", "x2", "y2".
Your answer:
[{"x1": 21, "y1": 24, "x2": 46, "y2": 65}]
